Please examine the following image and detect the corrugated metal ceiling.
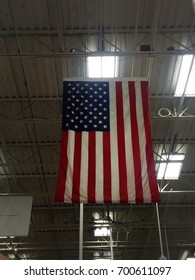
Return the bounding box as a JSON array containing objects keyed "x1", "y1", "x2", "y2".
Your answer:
[{"x1": 0, "y1": 0, "x2": 195, "y2": 260}]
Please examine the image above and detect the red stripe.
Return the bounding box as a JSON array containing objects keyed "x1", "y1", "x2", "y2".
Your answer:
[
  {"x1": 55, "y1": 131, "x2": 69, "y2": 202},
  {"x1": 128, "y1": 81, "x2": 143, "y2": 203},
  {"x1": 141, "y1": 81, "x2": 160, "y2": 202},
  {"x1": 72, "y1": 132, "x2": 82, "y2": 203},
  {"x1": 103, "y1": 132, "x2": 112, "y2": 203},
  {"x1": 116, "y1": 81, "x2": 128, "y2": 202},
  {"x1": 88, "y1": 131, "x2": 96, "y2": 203}
]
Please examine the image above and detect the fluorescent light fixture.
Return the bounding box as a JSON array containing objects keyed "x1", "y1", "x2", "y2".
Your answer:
[
  {"x1": 93, "y1": 212, "x2": 112, "y2": 236},
  {"x1": 87, "y1": 56, "x2": 118, "y2": 78},
  {"x1": 94, "y1": 227, "x2": 110, "y2": 237},
  {"x1": 93, "y1": 251, "x2": 111, "y2": 260},
  {"x1": 157, "y1": 154, "x2": 185, "y2": 180},
  {"x1": 175, "y1": 55, "x2": 195, "y2": 96},
  {"x1": 193, "y1": 0, "x2": 195, "y2": 13}
]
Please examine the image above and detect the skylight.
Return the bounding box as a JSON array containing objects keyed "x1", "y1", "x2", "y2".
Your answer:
[
  {"x1": 93, "y1": 212, "x2": 112, "y2": 237},
  {"x1": 175, "y1": 55, "x2": 195, "y2": 96},
  {"x1": 157, "y1": 154, "x2": 185, "y2": 180},
  {"x1": 94, "y1": 227, "x2": 110, "y2": 237},
  {"x1": 87, "y1": 56, "x2": 118, "y2": 78}
]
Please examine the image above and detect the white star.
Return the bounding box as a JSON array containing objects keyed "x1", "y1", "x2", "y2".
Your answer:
[
  {"x1": 103, "y1": 125, "x2": 107, "y2": 128},
  {"x1": 71, "y1": 119, "x2": 74, "y2": 123}
]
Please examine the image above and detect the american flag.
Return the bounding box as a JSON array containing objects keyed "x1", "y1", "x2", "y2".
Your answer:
[{"x1": 55, "y1": 78, "x2": 160, "y2": 203}]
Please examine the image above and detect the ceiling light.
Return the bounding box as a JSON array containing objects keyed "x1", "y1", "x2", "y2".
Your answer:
[
  {"x1": 87, "y1": 56, "x2": 118, "y2": 78},
  {"x1": 94, "y1": 227, "x2": 110, "y2": 237},
  {"x1": 157, "y1": 154, "x2": 185, "y2": 180},
  {"x1": 193, "y1": 0, "x2": 195, "y2": 13},
  {"x1": 175, "y1": 55, "x2": 195, "y2": 96}
]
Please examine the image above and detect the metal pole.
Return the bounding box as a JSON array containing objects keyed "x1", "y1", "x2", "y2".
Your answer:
[
  {"x1": 79, "y1": 203, "x2": 84, "y2": 260},
  {"x1": 156, "y1": 203, "x2": 166, "y2": 259},
  {"x1": 109, "y1": 225, "x2": 114, "y2": 260}
]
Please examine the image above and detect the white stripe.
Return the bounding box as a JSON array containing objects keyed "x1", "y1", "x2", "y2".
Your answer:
[
  {"x1": 109, "y1": 81, "x2": 120, "y2": 202},
  {"x1": 122, "y1": 81, "x2": 136, "y2": 202},
  {"x1": 135, "y1": 81, "x2": 151, "y2": 202},
  {"x1": 64, "y1": 130, "x2": 75, "y2": 202},
  {"x1": 79, "y1": 132, "x2": 89, "y2": 203},
  {"x1": 95, "y1": 132, "x2": 103, "y2": 202}
]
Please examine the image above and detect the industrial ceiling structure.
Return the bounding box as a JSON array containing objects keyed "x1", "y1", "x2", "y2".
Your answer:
[{"x1": 0, "y1": 0, "x2": 195, "y2": 260}]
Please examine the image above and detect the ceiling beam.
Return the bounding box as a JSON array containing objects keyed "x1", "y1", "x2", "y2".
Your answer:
[
  {"x1": 0, "y1": 50, "x2": 194, "y2": 58},
  {"x1": 1, "y1": 171, "x2": 195, "y2": 178},
  {"x1": 2, "y1": 138, "x2": 195, "y2": 147},
  {"x1": 1, "y1": 114, "x2": 195, "y2": 124},
  {"x1": 0, "y1": 27, "x2": 194, "y2": 36},
  {"x1": 0, "y1": 95, "x2": 183, "y2": 102}
]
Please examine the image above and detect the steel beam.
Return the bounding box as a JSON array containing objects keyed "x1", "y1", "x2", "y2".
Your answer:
[
  {"x1": 1, "y1": 115, "x2": 195, "y2": 124},
  {"x1": 3, "y1": 139, "x2": 195, "y2": 147},
  {"x1": 0, "y1": 27, "x2": 194, "y2": 36}
]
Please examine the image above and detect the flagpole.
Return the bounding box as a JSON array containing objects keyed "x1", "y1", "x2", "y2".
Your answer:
[
  {"x1": 156, "y1": 202, "x2": 166, "y2": 259},
  {"x1": 79, "y1": 202, "x2": 84, "y2": 260},
  {"x1": 109, "y1": 225, "x2": 114, "y2": 260}
]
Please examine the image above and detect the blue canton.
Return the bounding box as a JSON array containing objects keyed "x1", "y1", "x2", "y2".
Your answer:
[{"x1": 62, "y1": 81, "x2": 110, "y2": 132}]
